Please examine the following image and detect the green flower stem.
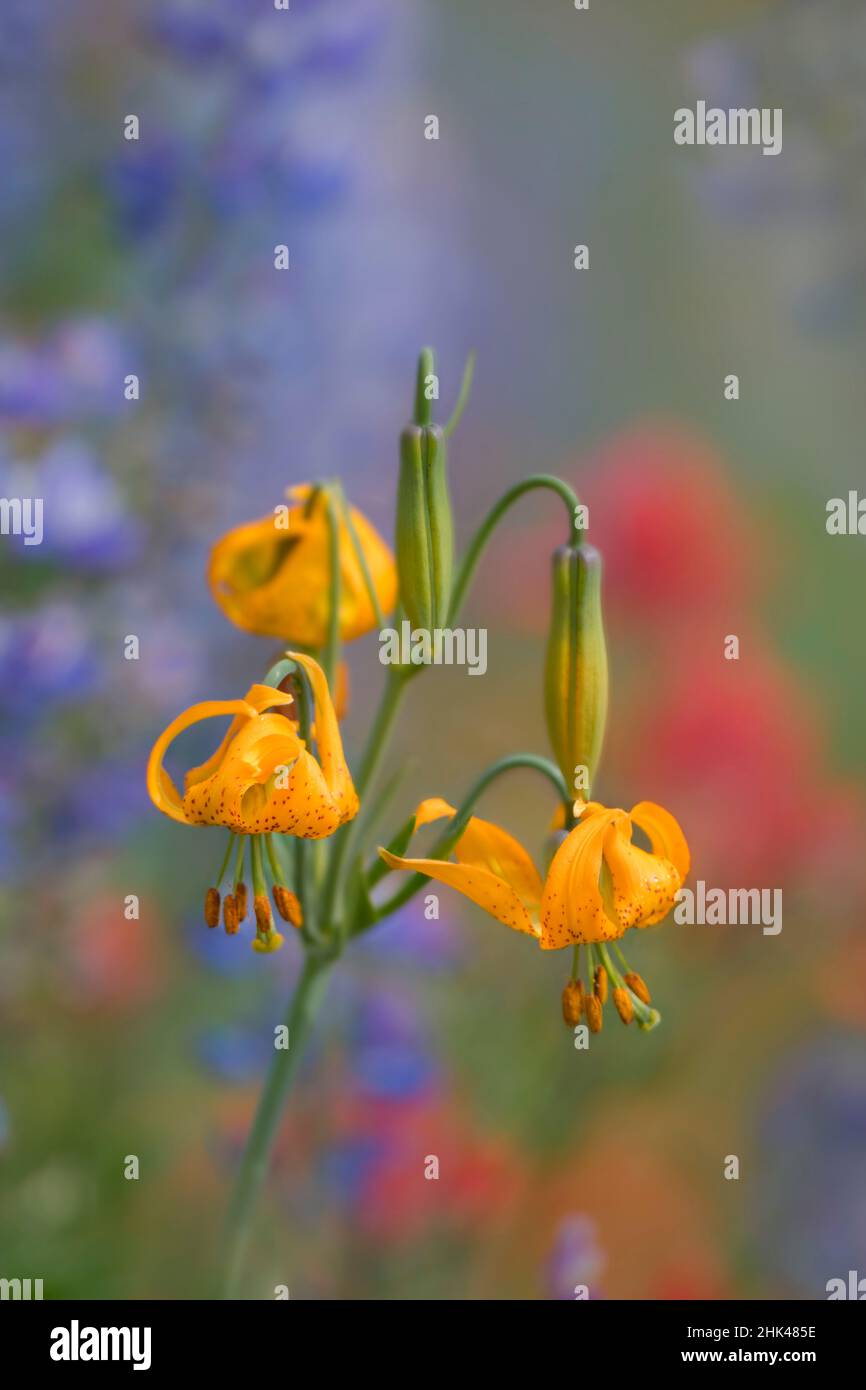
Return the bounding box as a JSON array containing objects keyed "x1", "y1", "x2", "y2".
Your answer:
[
  {"x1": 448, "y1": 475, "x2": 583, "y2": 624},
  {"x1": 323, "y1": 487, "x2": 341, "y2": 694},
  {"x1": 319, "y1": 665, "x2": 409, "y2": 934},
  {"x1": 335, "y1": 482, "x2": 385, "y2": 630},
  {"x1": 222, "y1": 949, "x2": 336, "y2": 1299},
  {"x1": 365, "y1": 752, "x2": 568, "y2": 929},
  {"x1": 261, "y1": 655, "x2": 297, "y2": 689}
]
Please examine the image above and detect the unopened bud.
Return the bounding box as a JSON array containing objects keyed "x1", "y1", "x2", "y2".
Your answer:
[
  {"x1": 544, "y1": 542, "x2": 608, "y2": 797},
  {"x1": 624, "y1": 971, "x2": 651, "y2": 1005},
  {"x1": 204, "y1": 887, "x2": 220, "y2": 929},
  {"x1": 396, "y1": 408, "x2": 453, "y2": 632},
  {"x1": 613, "y1": 987, "x2": 634, "y2": 1024},
  {"x1": 273, "y1": 884, "x2": 303, "y2": 928}
]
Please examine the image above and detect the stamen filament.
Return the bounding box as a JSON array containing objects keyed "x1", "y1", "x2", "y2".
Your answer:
[{"x1": 216, "y1": 832, "x2": 237, "y2": 887}]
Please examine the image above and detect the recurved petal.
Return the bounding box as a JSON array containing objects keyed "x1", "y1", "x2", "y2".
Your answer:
[
  {"x1": 413, "y1": 796, "x2": 458, "y2": 829},
  {"x1": 377, "y1": 848, "x2": 541, "y2": 938},
  {"x1": 146, "y1": 698, "x2": 258, "y2": 825},
  {"x1": 288, "y1": 651, "x2": 359, "y2": 826},
  {"x1": 540, "y1": 808, "x2": 623, "y2": 948},
  {"x1": 185, "y1": 685, "x2": 296, "y2": 790},
  {"x1": 602, "y1": 819, "x2": 683, "y2": 931},
  {"x1": 630, "y1": 800, "x2": 690, "y2": 881},
  {"x1": 452, "y1": 815, "x2": 544, "y2": 912}
]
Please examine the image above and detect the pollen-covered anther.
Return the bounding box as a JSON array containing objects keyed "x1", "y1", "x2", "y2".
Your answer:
[
  {"x1": 585, "y1": 994, "x2": 603, "y2": 1033},
  {"x1": 624, "y1": 971, "x2": 651, "y2": 1005},
  {"x1": 593, "y1": 964, "x2": 608, "y2": 1003},
  {"x1": 613, "y1": 986, "x2": 634, "y2": 1025},
  {"x1": 254, "y1": 894, "x2": 273, "y2": 931},
  {"x1": 273, "y1": 885, "x2": 303, "y2": 928},
  {"x1": 223, "y1": 894, "x2": 239, "y2": 935},
  {"x1": 235, "y1": 882, "x2": 248, "y2": 921},
  {"x1": 562, "y1": 980, "x2": 583, "y2": 1026},
  {"x1": 204, "y1": 887, "x2": 220, "y2": 929}
]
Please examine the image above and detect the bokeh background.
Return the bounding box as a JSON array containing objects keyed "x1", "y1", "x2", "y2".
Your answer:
[{"x1": 2, "y1": 0, "x2": 865, "y2": 1300}]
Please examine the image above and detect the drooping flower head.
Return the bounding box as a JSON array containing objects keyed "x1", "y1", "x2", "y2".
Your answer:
[
  {"x1": 379, "y1": 796, "x2": 689, "y2": 1032},
  {"x1": 208, "y1": 483, "x2": 396, "y2": 645},
  {"x1": 147, "y1": 651, "x2": 357, "y2": 838},
  {"x1": 147, "y1": 651, "x2": 358, "y2": 954}
]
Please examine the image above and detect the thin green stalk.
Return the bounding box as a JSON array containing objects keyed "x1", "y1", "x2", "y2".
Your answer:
[
  {"x1": 215, "y1": 832, "x2": 236, "y2": 887},
  {"x1": 414, "y1": 347, "x2": 435, "y2": 427},
  {"x1": 367, "y1": 752, "x2": 568, "y2": 928},
  {"x1": 448, "y1": 475, "x2": 583, "y2": 624},
  {"x1": 250, "y1": 834, "x2": 266, "y2": 898},
  {"x1": 323, "y1": 487, "x2": 341, "y2": 694},
  {"x1": 293, "y1": 671, "x2": 319, "y2": 942},
  {"x1": 443, "y1": 351, "x2": 476, "y2": 437},
  {"x1": 261, "y1": 657, "x2": 294, "y2": 689},
  {"x1": 232, "y1": 834, "x2": 246, "y2": 890},
  {"x1": 264, "y1": 833, "x2": 282, "y2": 884},
  {"x1": 335, "y1": 483, "x2": 385, "y2": 630},
  {"x1": 320, "y1": 666, "x2": 409, "y2": 933},
  {"x1": 222, "y1": 951, "x2": 336, "y2": 1298}
]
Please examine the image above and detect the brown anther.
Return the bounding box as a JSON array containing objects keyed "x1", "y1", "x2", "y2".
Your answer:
[
  {"x1": 223, "y1": 894, "x2": 239, "y2": 936},
  {"x1": 624, "y1": 971, "x2": 651, "y2": 1005},
  {"x1": 273, "y1": 885, "x2": 303, "y2": 928},
  {"x1": 254, "y1": 894, "x2": 273, "y2": 931},
  {"x1": 235, "y1": 882, "x2": 248, "y2": 921},
  {"x1": 613, "y1": 986, "x2": 634, "y2": 1024},
  {"x1": 585, "y1": 994, "x2": 603, "y2": 1033},
  {"x1": 562, "y1": 981, "x2": 583, "y2": 1027},
  {"x1": 204, "y1": 887, "x2": 220, "y2": 929},
  {"x1": 593, "y1": 964, "x2": 609, "y2": 1003}
]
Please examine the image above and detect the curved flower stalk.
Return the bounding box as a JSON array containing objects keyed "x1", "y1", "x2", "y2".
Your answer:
[{"x1": 144, "y1": 347, "x2": 692, "y2": 1297}]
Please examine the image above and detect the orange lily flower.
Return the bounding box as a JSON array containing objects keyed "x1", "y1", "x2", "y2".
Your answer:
[
  {"x1": 146, "y1": 651, "x2": 358, "y2": 838},
  {"x1": 208, "y1": 484, "x2": 397, "y2": 645},
  {"x1": 379, "y1": 796, "x2": 689, "y2": 1030}
]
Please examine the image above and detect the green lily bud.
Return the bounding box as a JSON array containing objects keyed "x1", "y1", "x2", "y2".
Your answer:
[
  {"x1": 544, "y1": 542, "x2": 608, "y2": 802},
  {"x1": 396, "y1": 421, "x2": 454, "y2": 631}
]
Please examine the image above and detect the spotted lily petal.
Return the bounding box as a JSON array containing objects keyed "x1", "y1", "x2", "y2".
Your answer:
[
  {"x1": 378, "y1": 799, "x2": 542, "y2": 938},
  {"x1": 146, "y1": 654, "x2": 358, "y2": 837}
]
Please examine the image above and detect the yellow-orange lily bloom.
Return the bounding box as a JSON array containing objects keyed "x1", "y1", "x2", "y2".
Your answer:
[
  {"x1": 146, "y1": 651, "x2": 358, "y2": 838},
  {"x1": 208, "y1": 484, "x2": 397, "y2": 645},
  {"x1": 379, "y1": 797, "x2": 689, "y2": 950}
]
